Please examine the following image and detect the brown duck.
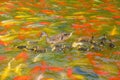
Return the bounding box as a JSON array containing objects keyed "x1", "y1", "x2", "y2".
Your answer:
[{"x1": 40, "y1": 32, "x2": 73, "y2": 44}]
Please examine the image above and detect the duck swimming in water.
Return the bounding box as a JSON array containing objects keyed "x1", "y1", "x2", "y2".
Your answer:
[
  {"x1": 40, "y1": 32, "x2": 73, "y2": 44},
  {"x1": 72, "y1": 36, "x2": 91, "y2": 48}
]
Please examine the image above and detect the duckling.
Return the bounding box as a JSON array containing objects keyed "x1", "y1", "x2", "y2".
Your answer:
[
  {"x1": 90, "y1": 36, "x2": 97, "y2": 44},
  {"x1": 109, "y1": 43, "x2": 115, "y2": 48},
  {"x1": 62, "y1": 44, "x2": 72, "y2": 51},
  {"x1": 52, "y1": 44, "x2": 72, "y2": 53},
  {"x1": 72, "y1": 42, "x2": 83, "y2": 48},
  {"x1": 108, "y1": 39, "x2": 116, "y2": 48},
  {"x1": 99, "y1": 34, "x2": 107, "y2": 41},
  {"x1": 90, "y1": 44, "x2": 102, "y2": 51},
  {"x1": 72, "y1": 36, "x2": 90, "y2": 48},
  {"x1": 30, "y1": 46, "x2": 47, "y2": 53},
  {"x1": 72, "y1": 39, "x2": 90, "y2": 51},
  {"x1": 78, "y1": 36, "x2": 91, "y2": 42},
  {"x1": 77, "y1": 45, "x2": 89, "y2": 51},
  {"x1": 16, "y1": 45, "x2": 27, "y2": 49},
  {"x1": 98, "y1": 34, "x2": 109, "y2": 46},
  {"x1": 90, "y1": 36, "x2": 103, "y2": 50},
  {"x1": 51, "y1": 44, "x2": 63, "y2": 52},
  {"x1": 15, "y1": 45, "x2": 28, "y2": 51}
]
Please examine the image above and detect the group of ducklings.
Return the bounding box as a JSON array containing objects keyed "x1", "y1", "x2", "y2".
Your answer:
[
  {"x1": 72, "y1": 34, "x2": 115, "y2": 52},
  {"x1": 15, "y1": 32, "x2": 116, "y2": 53},
  {"x1": 16, "y1": 42, "x2": 71, "y2": 53},
  {"x1": 16, "y1": 42, "x2": 47, "y2": 53}
]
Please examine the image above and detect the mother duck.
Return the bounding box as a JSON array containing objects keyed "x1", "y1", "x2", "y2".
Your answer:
[{"x1": 40, "y1": 32, "x2": 73, "y2": 44}]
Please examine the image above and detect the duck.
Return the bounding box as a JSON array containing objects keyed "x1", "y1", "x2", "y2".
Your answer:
[
  {"x1": 51, "y1": 44, "x2": 63, "y2": 52},
  {"x1": 98, "y1": 34, "x2": 108, "y2": 46},
  {"x1": 72, "y1": 36, "x2": 91, "y2": 48},
  {"x1": 29, "y1": 46, "x2": 47, "y2": 53},
  {"x1": 108, "y1": 39, "x2": 116, "y2": 48},
  {"x1": 47, "y1": 32, "x2": 73, "y2": 44},
  {"x1": 40, "y1": 32, "x2": 73, "y2": 45},
  {"x1": 78, "y1": 36, "x2": 91, "y2": 42},
  {"x1": 16, "y1": 45, "x2": 27, "y2": 49},
  {"x1": 15, "y1": 45, "x2": 29, "y2": 51}
]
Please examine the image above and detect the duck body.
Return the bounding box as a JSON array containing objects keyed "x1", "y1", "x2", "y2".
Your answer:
[{"x1": 46, "y1": 32, "x2": 73, "y2": 44}]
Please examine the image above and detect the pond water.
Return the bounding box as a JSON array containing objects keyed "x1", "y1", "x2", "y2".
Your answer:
[{"x1": 0, "y1": 0, "x2": 120, "y2": 80}]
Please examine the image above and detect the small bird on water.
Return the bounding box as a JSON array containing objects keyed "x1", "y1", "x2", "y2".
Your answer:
[{"x1": 40, "y1": 32, "x2": 73, "y2": 44}]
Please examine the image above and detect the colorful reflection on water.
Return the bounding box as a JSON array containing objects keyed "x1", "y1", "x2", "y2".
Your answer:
[{"x1": 0, "y1": 0, "x2": 120, "y2": 80}]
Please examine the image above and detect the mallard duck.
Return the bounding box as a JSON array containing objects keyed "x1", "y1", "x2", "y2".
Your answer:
[
  {"x1": 40, "y1": 32, "x2": 73, "y2": 52},
  {"x1": 40, "y1": 32, "x2": 73, "y2": 44},
  {"x1": 46, "y1": 32, "x2": 73, "y2": 44}
]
